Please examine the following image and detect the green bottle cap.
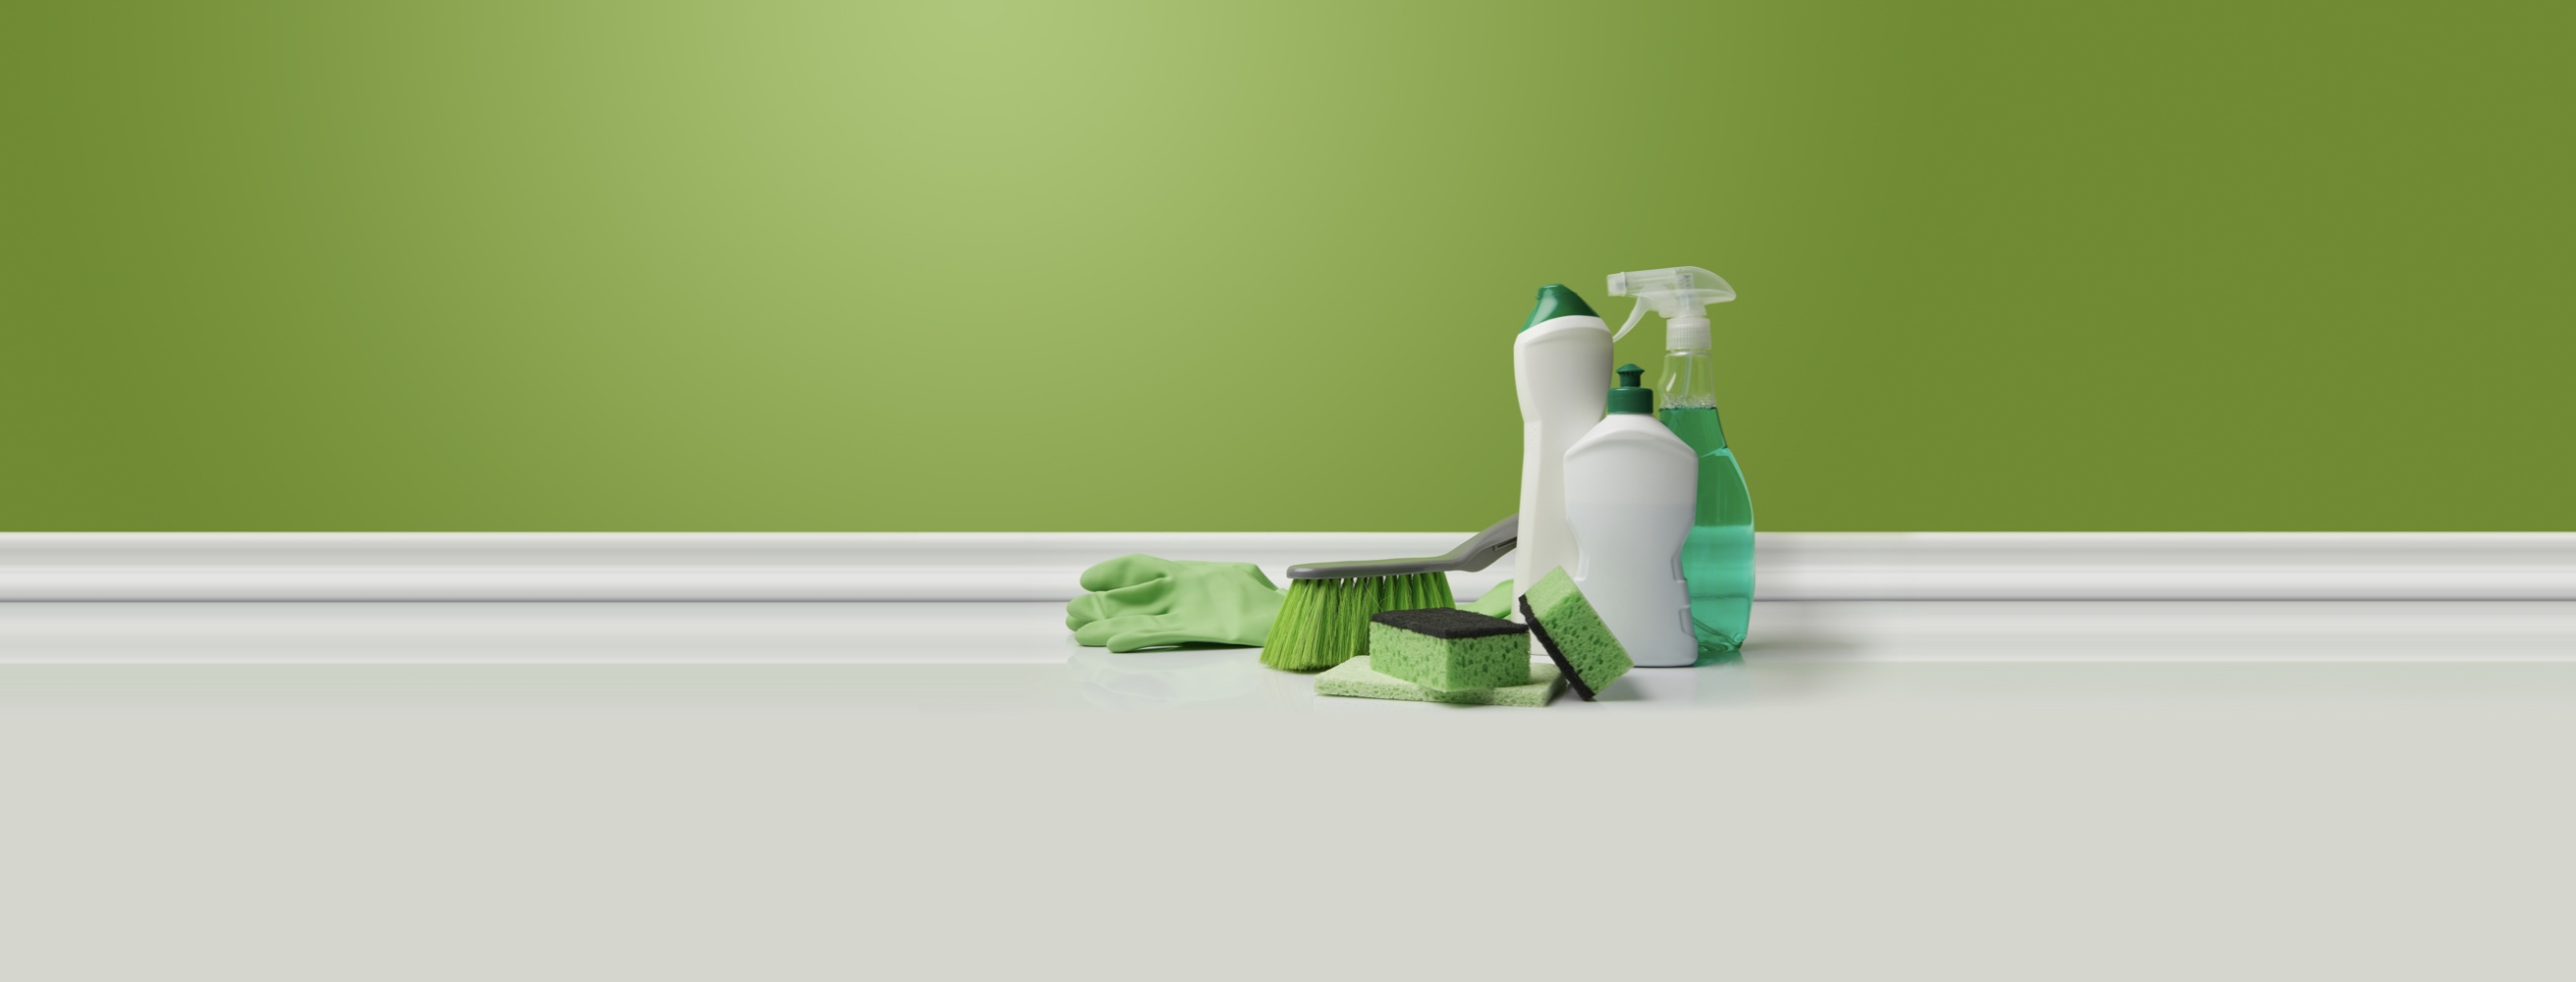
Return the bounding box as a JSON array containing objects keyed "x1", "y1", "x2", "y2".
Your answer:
[
  {"x1": 1606, "y1": 363, "x2": 1652, "y2": 414},
  {"x1": 1521, "y1": 284, "x2": 1597, "y2": 332}
]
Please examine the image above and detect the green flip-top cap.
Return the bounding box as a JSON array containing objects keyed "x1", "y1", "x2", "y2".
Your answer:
[
  {"x1": 1606, "y1": 363, "x2": 1652, "y2": 414},
  {"x1": 1521, "y1": 284, "x2": 1597, "y2": 332}
]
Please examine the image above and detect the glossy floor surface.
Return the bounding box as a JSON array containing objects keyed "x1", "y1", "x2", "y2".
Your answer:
[{"x1": 5, "y1": 601, "x2": 2574, "y2": 979}]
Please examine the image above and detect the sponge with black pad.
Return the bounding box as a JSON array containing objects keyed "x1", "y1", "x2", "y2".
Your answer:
[
  {"x1": 1366, "y1": 607, "x2": 1532, "y2": 691},
  {"x1": 1519, "y1": 567, "x2": 1634, "y2": 700}
]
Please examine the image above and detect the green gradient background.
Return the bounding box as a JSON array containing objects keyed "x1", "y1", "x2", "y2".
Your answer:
[{"x1": 3, "y1": 1, "x2": 2568, "y2": 531}]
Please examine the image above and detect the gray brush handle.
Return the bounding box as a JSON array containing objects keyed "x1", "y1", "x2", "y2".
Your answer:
[{"x1": 1285, "y1": 515, "x2": 1519, "y2": 580}]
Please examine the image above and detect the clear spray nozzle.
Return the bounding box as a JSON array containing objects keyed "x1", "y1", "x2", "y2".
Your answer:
[{"x1": 1606, "y1": 266, "x2": 1736, "y2": 345}]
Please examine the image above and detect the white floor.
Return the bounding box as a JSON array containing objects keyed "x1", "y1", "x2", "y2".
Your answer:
[{"x1": 5, "y1": 601, "x2": 2574, "y2": 979}]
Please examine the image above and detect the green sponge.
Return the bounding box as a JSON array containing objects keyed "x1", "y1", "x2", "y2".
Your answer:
[
  {"x1": 1366, "y1": 608, "x2": 1531, "y2": 691},
  {"x1": 1314, "y1": 656, "x2": 1563, "y2": 707},
  {"x1": 1519, "y1": 567, "x2": 1634, "y2": 701}
]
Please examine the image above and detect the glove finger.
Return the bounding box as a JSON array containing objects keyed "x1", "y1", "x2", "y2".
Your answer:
[
  {"x1": 1065, "y1": 591, "x2": 1109, "y2": 629},
  {"x1": 1075, "y1": 613, "x2": 1183, "y2": 649},
  {"x1": 1067, "y1": 582, "x2": 1173, "y2": 628},
  {"x1": 1106, "y1": 624, "x2": 1224, "y2": 653},
  {"x1": 1078, "y1": 554, "x2": 1181, "y2": 593},
  {"x1": 1074, "y1": 577, "x2": 1178, "y2": 624}
]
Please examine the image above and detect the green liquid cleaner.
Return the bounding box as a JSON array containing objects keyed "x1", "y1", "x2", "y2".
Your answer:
[
  {"x1": 1608, "y1": 264, "x2": 1752, "y2": 662},
  {"x1": 1654, "y1": 406, "x2": 1754, "y2": 658}
]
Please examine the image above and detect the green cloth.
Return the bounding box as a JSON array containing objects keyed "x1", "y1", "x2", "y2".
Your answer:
[
  {"x1": 1066, "y1": 555, "x2": 1286, "y2": 652},
  {"x1": 1314, "y1": 656, "x2": 1563, "y2": 707}
]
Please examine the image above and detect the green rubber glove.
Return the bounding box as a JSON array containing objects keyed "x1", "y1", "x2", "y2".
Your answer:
[
  {"x1": 1462, "y1": 579, "x2": 1515, "y2": 617},
  {"x1": 1065, "y1": 555, "x2": 1287, "y2": 652}
]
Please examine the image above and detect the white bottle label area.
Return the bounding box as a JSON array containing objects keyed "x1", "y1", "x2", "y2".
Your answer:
[{"x1": 1562, "y1": 416, "x2": 1699, "y2": 668}]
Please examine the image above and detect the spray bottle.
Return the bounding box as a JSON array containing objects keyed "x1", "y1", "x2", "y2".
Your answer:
[
  {"x1": 1606, "y1": 266, "x2": 1753, "y2": 656},
  {"x1": 1512, "y1": 285, "x2": 1611, "y2": 611}
]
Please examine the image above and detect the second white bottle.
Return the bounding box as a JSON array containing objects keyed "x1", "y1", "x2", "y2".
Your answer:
[{"x1": 1563, "y1": 363, "x2": 1700, "y2": 667}]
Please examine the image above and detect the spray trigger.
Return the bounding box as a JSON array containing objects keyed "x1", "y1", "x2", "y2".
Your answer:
[
  {"x1": 1606, "y1": 266, "x2": 1737, "y2": 350},
  {"x1": 1613, "y1": 299, "x2": 1651, "y2": 342}
]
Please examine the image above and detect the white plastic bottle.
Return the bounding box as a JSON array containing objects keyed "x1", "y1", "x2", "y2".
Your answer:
[
  {"x1": 1513, "y1": 284, "x2": 1611, "y2": 611},
  {"x1": 1562, "y1": 363, "x2": 1700, "y2": 667}
]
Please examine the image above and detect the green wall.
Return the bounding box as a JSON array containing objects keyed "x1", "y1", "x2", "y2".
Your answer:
[{"x1": 4, "y1": 1, "x2": 2568, "y2": 531}]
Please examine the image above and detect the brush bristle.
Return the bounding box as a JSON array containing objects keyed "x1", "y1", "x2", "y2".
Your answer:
[{"x1": 1260, "y1": 572, "x2": 1455, "y2": 672}]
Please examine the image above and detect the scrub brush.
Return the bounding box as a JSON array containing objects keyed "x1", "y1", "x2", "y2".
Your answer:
[{"x1": 1259, "y1": 516, "x2": 1518, "y2": 672}]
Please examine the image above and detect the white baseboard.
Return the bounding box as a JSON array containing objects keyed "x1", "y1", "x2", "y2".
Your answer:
[{"x1": 0, "y1": 532, "x2": 2570, "y2": 601}]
